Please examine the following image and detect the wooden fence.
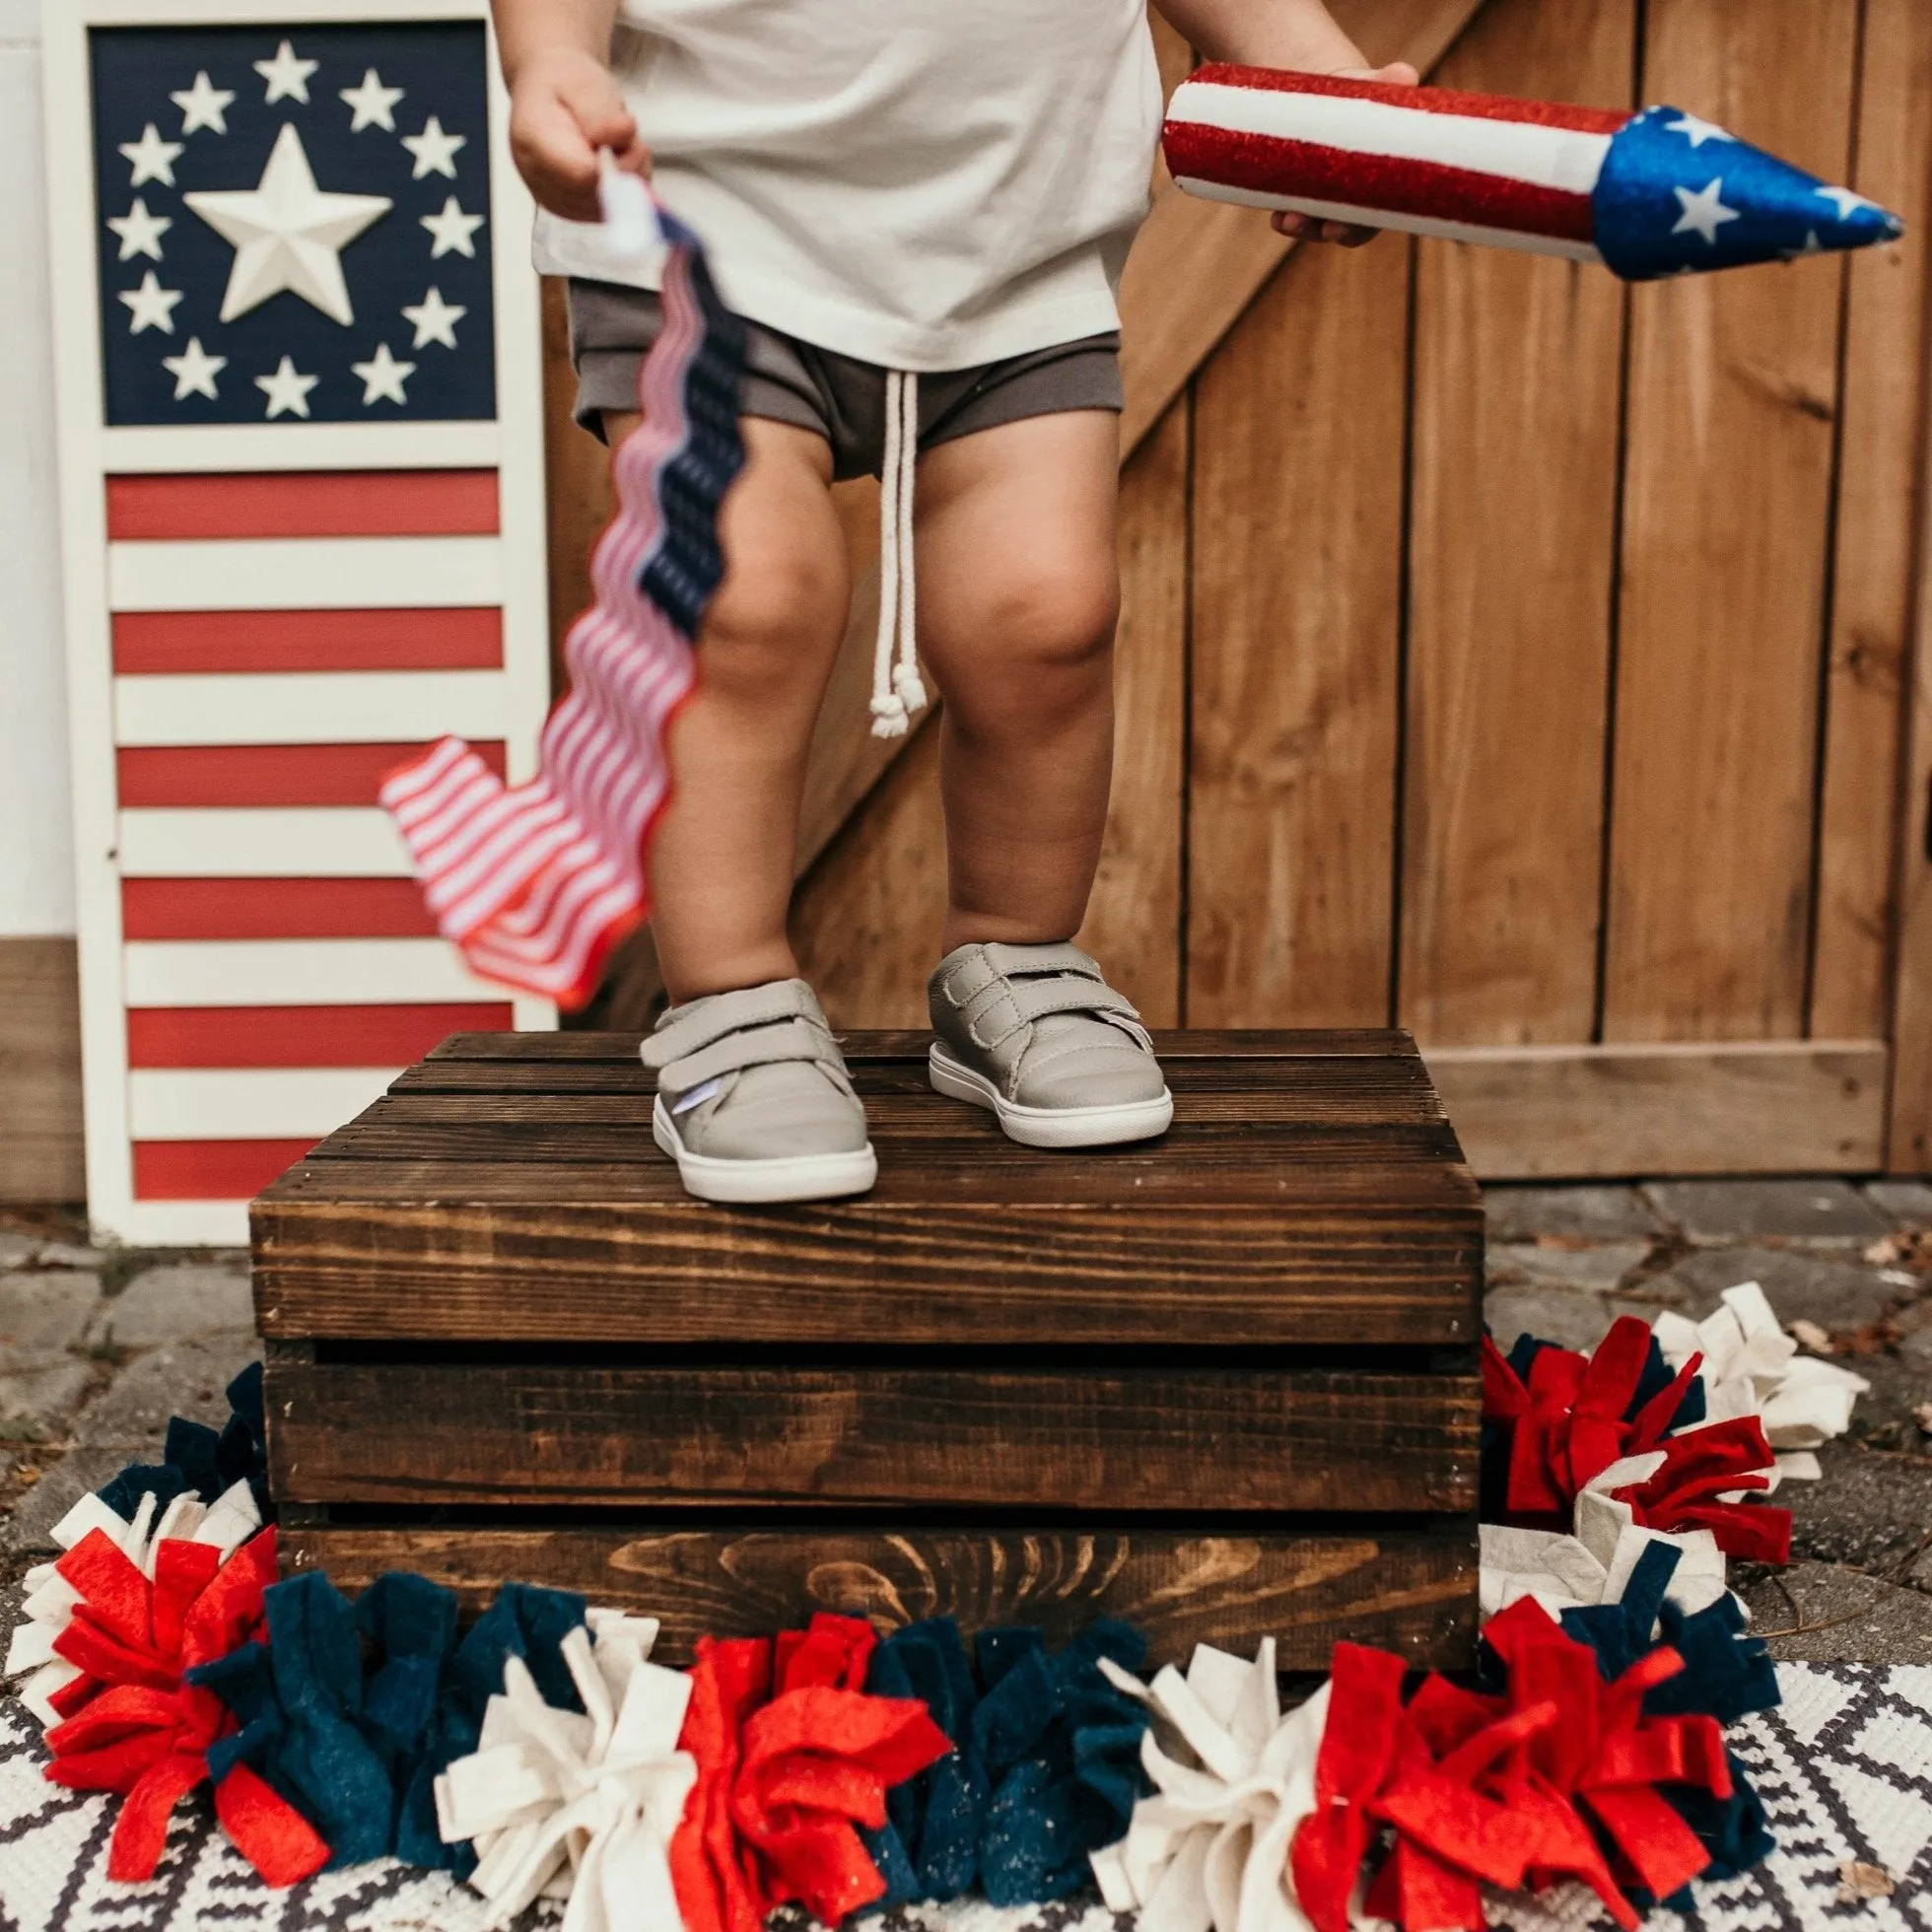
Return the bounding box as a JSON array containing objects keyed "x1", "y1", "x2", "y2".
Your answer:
[{"x1": 544, "y1": 0, "x2": 1932, "y2": 1178}]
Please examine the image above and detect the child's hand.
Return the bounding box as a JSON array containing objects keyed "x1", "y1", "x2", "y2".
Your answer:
[
  {"x1": 508, "y1": 45, "x2": 651, "y2": 223},
  {"x1": 1269, "y1": 60, "x2": 1419, "y2": 246}
]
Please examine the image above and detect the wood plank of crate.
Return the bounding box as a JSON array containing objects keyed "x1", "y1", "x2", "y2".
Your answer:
[
  {"x1": 283, "y1": 1523, "x2": 1478, "y2": 1670},
  {"x1": 268, "y1": 1355, "x2": 1479, "y2": 1514},
  {"x1": 250, "y1": 1031, "x2": 1482, "y2": 1346}
]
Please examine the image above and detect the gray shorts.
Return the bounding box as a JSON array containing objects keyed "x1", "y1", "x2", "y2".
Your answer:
[{"x1": 567, "y1": 278, "x2": 1123, "y2": 483}]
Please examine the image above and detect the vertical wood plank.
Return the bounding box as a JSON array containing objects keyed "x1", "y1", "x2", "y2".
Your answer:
[
  {"x1": 1603, "y1": 0, "x2": 1859, "y2": 1043},
  {"x1": 1400, "y1": 0, "x2": 1631, "y2": 1047},
  {"x1": 540, "y1": 277, "x2": 607, "y2": 698},
  {"x1": 1079, "y1": 401, "x2": 1189, "y2": 1024},
  {"x1": 1893, "y1": 443, "x2": 1932, "y2": 1169},
  {"x1": 1812, "y1": 0, "x2": 1932, "y2": 1038},
  {"x1": 1187, "y1": 238, "x2": 1412, "y2": 1026},
  {"x1": 792, "y1": 725, "x2": 948, "y2": 1028}
]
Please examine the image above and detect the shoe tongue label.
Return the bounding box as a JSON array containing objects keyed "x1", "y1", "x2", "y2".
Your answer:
[{"x1": 670, "y1": 1075, "x2": 724, "y2": 1115}]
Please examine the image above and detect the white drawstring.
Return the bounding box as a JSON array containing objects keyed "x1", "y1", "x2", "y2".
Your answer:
[{"x1": 869, "y1": 370, "x2": 929, "y2": 738}]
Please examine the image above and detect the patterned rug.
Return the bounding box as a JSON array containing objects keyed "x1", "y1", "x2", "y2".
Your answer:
[{"x1": 0, "y1": 1665, "x2": 1925, "y2": 1932}]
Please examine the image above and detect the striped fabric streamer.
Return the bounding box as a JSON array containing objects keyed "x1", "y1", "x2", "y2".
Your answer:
[{"x1": 380, "y1": 196, "x2": 745, "y2": 1006}]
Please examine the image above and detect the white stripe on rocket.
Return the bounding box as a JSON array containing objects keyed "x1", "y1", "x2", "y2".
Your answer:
[
  {"x1": 127, "y1": 1066, "x2": 405, "y2": 1138},
  {"x1": 1172, "y1": 177, "x2": 1606, "y2": 263},
  {"x1": 118, "y1": 807, "x2": 415, "y2": 877},
  {"x1": 1167, "y1": 81, "x2": 1613, "y2": 195},
  {"x1": 107, "y1": 535, "x2": 503, "y2": 611},
  {"x1": 114, "y1": 669, "x2": 511, "y2": 746},
  {"x1": 124, "y1": 936, "x2": 503, "y2": 1007}
]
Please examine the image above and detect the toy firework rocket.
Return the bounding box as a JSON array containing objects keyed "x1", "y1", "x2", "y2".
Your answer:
[{"x1": 1163, "y1": 66, "x2": 1903, "y2": 278}]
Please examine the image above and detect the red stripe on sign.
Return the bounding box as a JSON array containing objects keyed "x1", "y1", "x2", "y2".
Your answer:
[
  {"x1": 106, "y1": 471, "x2": 501, "y2": 540},
  {"x1": 128, "y1": 1002, "x2": 515, "y2": 1068},
  {"x1": 113, "y1": 609, "x2": 505, "y2": 674},
  {"x1": 1162, "y1": 125, "x2": 1597, "y2": 241},
  {"x1": 134, "y1": 1138, "x2": 319, "y2": 1199},
  {"x1": 1187, "y1": 63, "x2": 1630, "y2": 134},
  {"x1": 122, "y1": 878, "x2": 445, "y2": 939},
  {"x1": 118, "y1": 741, "x2": 509, "y2": 808}
]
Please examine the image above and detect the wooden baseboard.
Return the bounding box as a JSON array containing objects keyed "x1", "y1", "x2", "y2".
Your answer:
[
  {"x1": 0, "y1": 936, "x2": 85, "y2": 1203},
  {"x1": 1423, "y1": 1039, "x2": 1890, "y2": 1179}
]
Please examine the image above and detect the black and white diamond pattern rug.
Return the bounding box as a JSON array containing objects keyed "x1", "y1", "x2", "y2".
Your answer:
[{"x1": 1, "y1": 1666, "x2": 1925, "y2": 1932}]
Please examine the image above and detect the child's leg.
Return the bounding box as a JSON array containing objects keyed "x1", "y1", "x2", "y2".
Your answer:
[
  {"x1": 912, "y1": 410, "x2": 1122, "y2": 952},
  {"x1": 604, "y1": 412, "x2": 851, "y2": 1004}
]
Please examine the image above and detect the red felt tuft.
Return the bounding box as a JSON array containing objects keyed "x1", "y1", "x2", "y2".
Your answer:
[
  {"x1": 1289, "y1": 1604, "x2": 1735, "y2": 1931},
  {"x1": 41, "y1": 1526, "x2": 328, "y2": 1888},
  {"x1": 669, "y1": 1614, "x2": 952, "y2": 1932}
]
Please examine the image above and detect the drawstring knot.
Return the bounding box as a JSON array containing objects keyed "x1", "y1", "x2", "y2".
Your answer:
[{"x1": 870, "y1": 369, "x2": 926, "y2": 738}]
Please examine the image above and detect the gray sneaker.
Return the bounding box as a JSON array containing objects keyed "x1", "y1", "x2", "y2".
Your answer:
[
  {"x1": 642, "y1": 979, "x2": 876, "y2": 1203},
  {"x1": 927, "y1": 941, "x2": 1173, "y2": 1148}
]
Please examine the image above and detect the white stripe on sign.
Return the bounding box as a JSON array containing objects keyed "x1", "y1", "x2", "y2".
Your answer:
[
  {"x1": 119, "y1": 808, "x2": 414, "y2": 878},
  {"x1": 106, "y1": 536, "x2": 503, "y2": 611},
  {"x1": 114, "y1": 669, "x2": 510, "y2": 747},
  {"x1": 125, "y1": 937, "x2": 500, "y2": 1007},
  {"x1": 1172, "y1": 178, "x2": 1605, "y2": 261},
  {"x1": 127, "y1": 1066, "x2": 404, "y2": 1138},
  {"x1": 1167, "y1": 82, "x2": 1613, "y2": 195}
]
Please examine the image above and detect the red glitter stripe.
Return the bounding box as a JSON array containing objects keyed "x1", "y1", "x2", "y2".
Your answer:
[
  {"x1": 1163, "y1": 124, "x2": 1597, "y2": 242},
  {"x1": 1187, "y1": 63, "x2": 1630, "y2": 135}
]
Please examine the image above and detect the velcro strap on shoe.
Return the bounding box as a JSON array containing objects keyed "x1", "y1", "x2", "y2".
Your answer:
[
  {"x1": 960, "y1": 972, "x2": 1140, "y2": 1051},
  {"x1": 977, "y1": 940, "x2": 1104, "y2": 983},
  {"x1": 642, "y1": 980, "x2": 821, "y2": 1070},
  {"x1": 652, "y1": 1016, "x2": 844, "y2": 1095}
]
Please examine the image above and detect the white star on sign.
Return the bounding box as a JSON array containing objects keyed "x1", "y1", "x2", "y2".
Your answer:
[
  {"x1": 120, "y1": 124, "x2": 184, "y2": 188},
  {"x1": 118, "y1": 270, "x2": 182, "y2": 334},
  {"x1": 402, "y1": 285, "x2": 465, "y2": 348},
  {"x1": 1671, "y1": 177, "x2": 1741, "y2": 245},
  {"x1": 351, "y1": 340, "x2": 416, "y2": 405},
  {"x1": 162, "y1": 336, "x2": 227, "y2": 400},
  {"x1": 340, "y1": 68, "x2": 404, "y2": 132},
  {"x1": 421, "y1": 195, "x2": 484, "y2": 258},
  {"x1": 107, "y1": 198, "x2": 172, "y2": 261},
  {"x1": 1815, "y1": 184, "x2": 1875, "y2": 221},
  {"x1": 172, "y1": 70, "x2": 236, "y2": 135},
  {"x1": 254, "y1": 38, "x2": 318, "y2": 105},
  {"x1": 255, "y1": 354, "x2": 318, "y2": 418},
  {"x1": 401, "y1": 115, "x2": 466, "y2": 180},
  {"x1": 184, "y1": 122, "x2": 390, "y2": 326},
  {"x1": 1665, "y1": 112, "x2": 1733, "y2": 149}
]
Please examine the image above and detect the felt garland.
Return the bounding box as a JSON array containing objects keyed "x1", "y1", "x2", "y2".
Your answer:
[
  {"x1": 671, "y1": 1612, "x2": 952, "y2": 1930},
  {"x1": 434, "y1": 1608, "x2": 692, "y2": 1930},
  {"x1": 862, "y1": 1616, "x2": 1151, "y2": 1909},
  {"x1": 1, "y1": 1288, "x2": 1866, "y2": 1925}
]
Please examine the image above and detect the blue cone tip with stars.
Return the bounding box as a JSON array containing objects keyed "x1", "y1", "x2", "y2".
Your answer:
[{"x1": 1594, "y1": 104, "x2": 1903, "y2": 280}]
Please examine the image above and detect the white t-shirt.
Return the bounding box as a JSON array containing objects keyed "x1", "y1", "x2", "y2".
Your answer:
[{"x1": 530, "y1": 0, "x2": 1163, "y2": 372}]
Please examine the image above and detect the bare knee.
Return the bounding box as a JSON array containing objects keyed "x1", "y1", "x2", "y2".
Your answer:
[
  {"x1": 939, "y1": 562, "x2": 1118, "y2": 733},
  {"x1": 699, "y1": 539, "x2": 848, "y2": 705}
]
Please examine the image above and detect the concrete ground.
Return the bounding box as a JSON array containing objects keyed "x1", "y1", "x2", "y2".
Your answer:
[{"x1": 0, "y1": 1180, "x2": 1928, "y2": 1659}]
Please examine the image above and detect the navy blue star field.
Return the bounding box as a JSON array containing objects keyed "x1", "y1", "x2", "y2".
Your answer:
[
  {"x1": 1593, "y1": 104, "x2": 1905, "y2": 281},
  {"x1": 90, "y1": 22, "x2": 496, "y2": 425}
]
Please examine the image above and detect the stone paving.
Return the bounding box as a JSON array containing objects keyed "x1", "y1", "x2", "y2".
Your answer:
[{"x1": 0, "y1": 1182, "x2": 1928, "y2": 1659}]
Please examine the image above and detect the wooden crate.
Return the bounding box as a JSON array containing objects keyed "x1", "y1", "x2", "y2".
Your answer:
[{"x1": 252, "y1": 1029, "x2": 1484, "y2": 1669}]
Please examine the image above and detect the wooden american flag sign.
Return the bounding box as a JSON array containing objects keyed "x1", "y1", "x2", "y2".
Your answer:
[{"x1": 44, "y1": 0, "x2": 552, "y2": 1244}]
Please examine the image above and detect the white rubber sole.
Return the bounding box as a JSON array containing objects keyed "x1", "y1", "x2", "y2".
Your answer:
[
  {"x1": 652, "y1": 1096, "x2": 877, "y2": 1203},
  {"x1": 928, "y1": 1044, "x2": 1175, "y2": 1148}
]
